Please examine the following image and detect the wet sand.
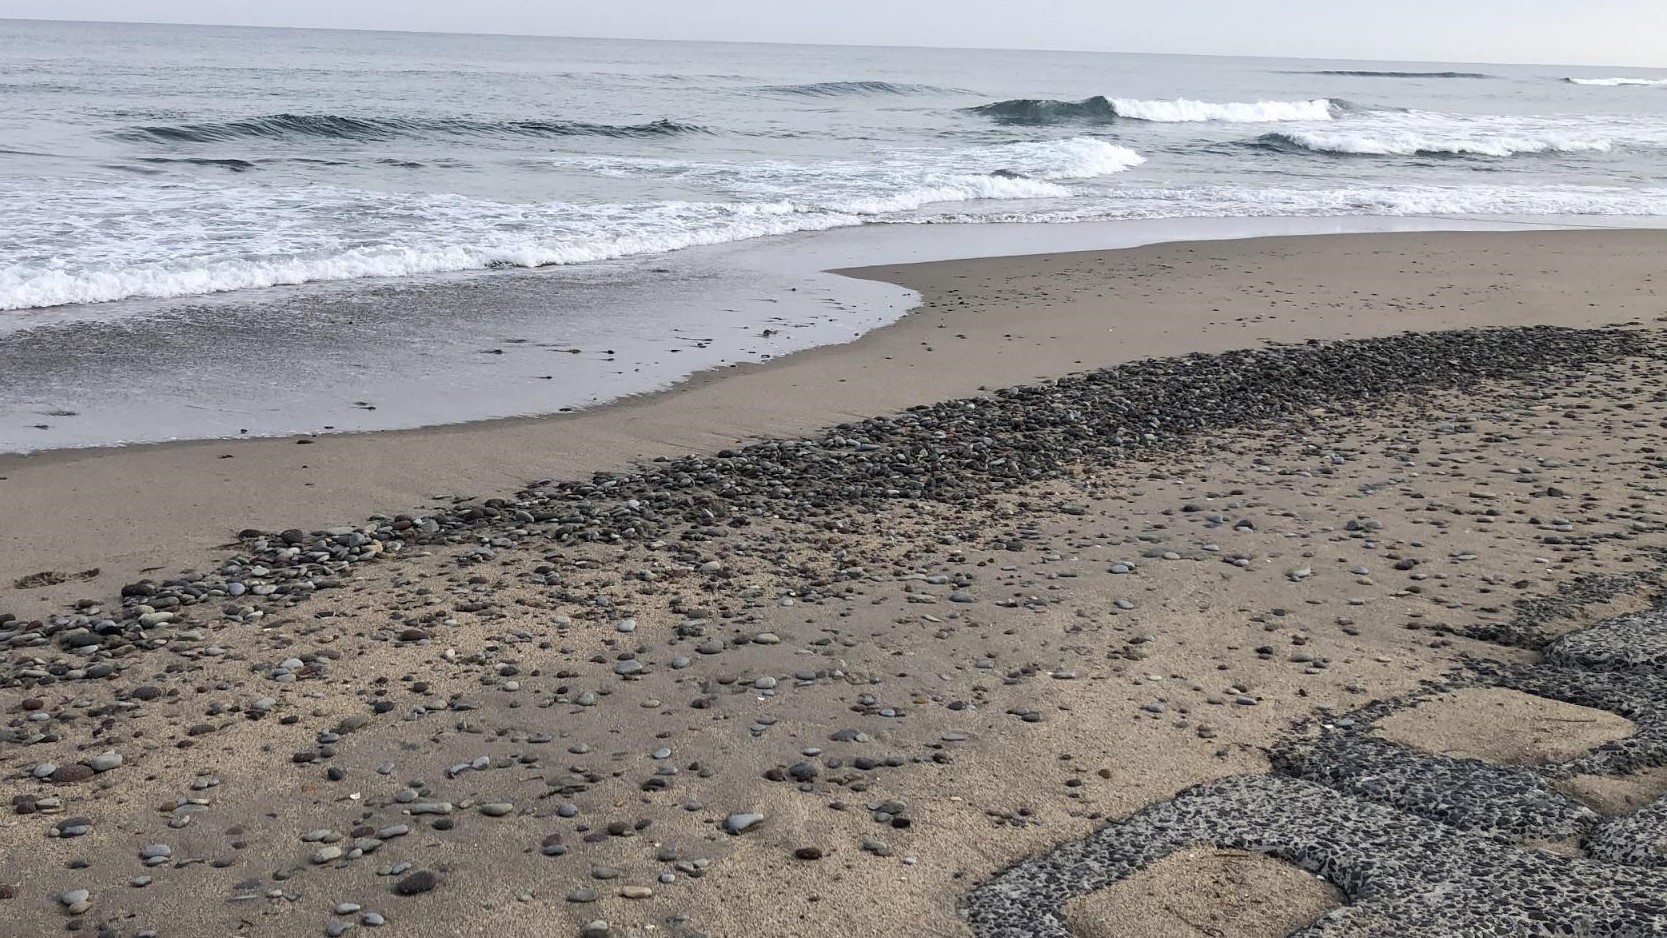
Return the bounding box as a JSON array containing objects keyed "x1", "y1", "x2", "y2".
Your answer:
[{"x1": 5, "y1": 228, "x2": 1667, "y2": 938}]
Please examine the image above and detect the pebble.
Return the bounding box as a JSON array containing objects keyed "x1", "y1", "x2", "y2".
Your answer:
[
  {"x1": 53, "y1": 817, "x2": 93, "y2": 838},
  {"x1": 723, "y1": 812, "x2": 765, "y2": 834},
  {"x1": 392, "y1": 871, "x2": 438, "y2": 896},
  {"x1": 50, "y1": 764, "x2": 95, "y2": 784}
]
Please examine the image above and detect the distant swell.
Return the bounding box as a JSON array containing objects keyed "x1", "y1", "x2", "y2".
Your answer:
[
  {"x1": 968, "y1": 96, "x2": 1334, "y2": 124},
  {"x1": 1566, "y1": 77, "x2": 1667, "y2": 87},
  {"x1": 749, "y1": 80, "x2": 962, "y2": 97},
  {"x1": 1254, "y1": 130, "x2": 1613, "y2": 158},
  {"x1": 114, "y1": 113, "x2": 710, "y2": 144},
  {"x1": 1294, "y1": 70, "x2": 1493, "y2": 79},
  {"x1": 137, "y1": 157, "x2": 258, "y2": 172}
]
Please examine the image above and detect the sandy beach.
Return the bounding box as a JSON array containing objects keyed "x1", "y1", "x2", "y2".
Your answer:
[{"x1": 6, "y1": 227, "x2": 1667, "y2": 938}]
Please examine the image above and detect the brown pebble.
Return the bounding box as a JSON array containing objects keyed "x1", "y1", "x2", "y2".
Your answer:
[
  {"x1": 794, "y1": 847, "x2": 824, "y2": 861},
  {"x1": 50, "y1": 765, "x2": 96, "y2": 785}
]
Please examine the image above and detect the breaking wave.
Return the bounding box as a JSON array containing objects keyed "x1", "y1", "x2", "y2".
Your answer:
[
  {"x1": 1113, "y1": 98, "x2": 1335, "y2": 122},
  {"x1": 968, "y1": 96, "x2": 1334, "y2": 124},
  {"x1": 113, "y1": 113, "x2": 711, "y2": 144},
  {"x1": 1566, "y1": 77, "x2": 1667, "y2": 87},
  {"x1": 1254, "y1": 130, "x2": 1614, "y2": 158}
]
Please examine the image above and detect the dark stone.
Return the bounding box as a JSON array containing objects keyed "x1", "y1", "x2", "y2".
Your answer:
[
  {"x1": 50, "y1": 765, "x2": 95, "y2": 784},
  {"x1": 393, "y1": 870, "x2": 438, "y2": 896}
]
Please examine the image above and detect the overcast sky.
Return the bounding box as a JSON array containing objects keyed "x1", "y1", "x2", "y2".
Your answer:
[{"x1": 6, "y1": 1, "x2": 1667, "y2": 68}]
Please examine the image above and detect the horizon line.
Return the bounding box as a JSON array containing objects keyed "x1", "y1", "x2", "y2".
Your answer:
[{"x1": 3, "y1": 15, "x2": 1665, "y2": 71}]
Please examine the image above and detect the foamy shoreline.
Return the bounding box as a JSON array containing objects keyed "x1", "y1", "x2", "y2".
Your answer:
[{"x1": 3, "y1": 214, "x2": 1654, "y2": 454}]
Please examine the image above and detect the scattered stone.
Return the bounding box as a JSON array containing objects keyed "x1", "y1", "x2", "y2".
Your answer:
[
  {"x1": 723, "y1": 812, "x2": 764, "y2": 835},
  {"x1": 392, "y1": 871, "x2": 438, "y2": 896}
]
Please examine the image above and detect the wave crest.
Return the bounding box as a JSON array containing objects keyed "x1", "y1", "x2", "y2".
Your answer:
[
  {"x1": 114, "y1": 114, "x2": 709, "y2": 144},
  {"x1": 967, "y1": 96, "x2": 1333, "y2": 124},
  {"x1": 965, "y1": 96, "x2": 1116, "y2": 124}
]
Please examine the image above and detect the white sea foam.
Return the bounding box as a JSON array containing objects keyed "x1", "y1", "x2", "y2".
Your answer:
[
  {"x1": 1108, "y1": 98, "x2": 1334, "y2": 122},
  {"x1": 0, "y1": 191, "x2": 856, "y2": 311},
  {"x1": 1567, "y1": 77, "x2": 1667, "y2": 87},
  {"x1": 1270, "y1": 130, "x2": 1613, "y2": 157},
  {"x1": 0, "y1": 138, "x2": 1145, "y2": 310},
  {"x1": 921, "y1": 183, "x2": 1667, "y2": 223},
  {"x1": 1258, "y1": 107, "x2": 1667, "y2": 159}
]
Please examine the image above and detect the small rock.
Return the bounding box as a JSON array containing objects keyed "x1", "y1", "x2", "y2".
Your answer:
[
  {"x1": 392, "y1": 871, "x2": 438, "y2": 896},
  {"x1": 723, "y1": 812, "x2": 764, "y2": 835}
]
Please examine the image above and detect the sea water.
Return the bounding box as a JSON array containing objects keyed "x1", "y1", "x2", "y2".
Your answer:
[{"x1": 2, "y1": 20, "x2": 1665, "y2": 448}]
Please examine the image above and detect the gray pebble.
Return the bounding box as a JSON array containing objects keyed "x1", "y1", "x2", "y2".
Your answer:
[{"x1": 723, "y1": 812, "x2": 765, "y2": 834}]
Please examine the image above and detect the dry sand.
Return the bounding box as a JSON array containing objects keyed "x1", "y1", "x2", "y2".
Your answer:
[
  {"x1": 4, "y1": 229, "x2": 1667, "y2": 938},
  {"x1": 1373, "y1": 686, "x2": 1637, "y2": 766},
  {"x1": 1063, "y1": 848, "x2": 1344, "y2": 938}
]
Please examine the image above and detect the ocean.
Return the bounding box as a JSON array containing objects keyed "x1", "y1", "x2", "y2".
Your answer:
[{"x1": 3, "y1": 18, "x2": 1666, "y2": 451}]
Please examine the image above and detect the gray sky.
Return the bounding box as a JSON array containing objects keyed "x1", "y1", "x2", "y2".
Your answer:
[{"x1": 6, "y1": 0, "x2": 1667, "y2": 67}]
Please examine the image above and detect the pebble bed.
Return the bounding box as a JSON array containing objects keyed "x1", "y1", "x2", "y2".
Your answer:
[
  {"x1": 0, "y1": 325, "x2": 1648, "y2": 690},
  {"x1": 965, "y1": 605, "x2": 1667, "y2": 937},
  {"x1": 964, "y1": 773, "x2": 1667, "y2": 938}
]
